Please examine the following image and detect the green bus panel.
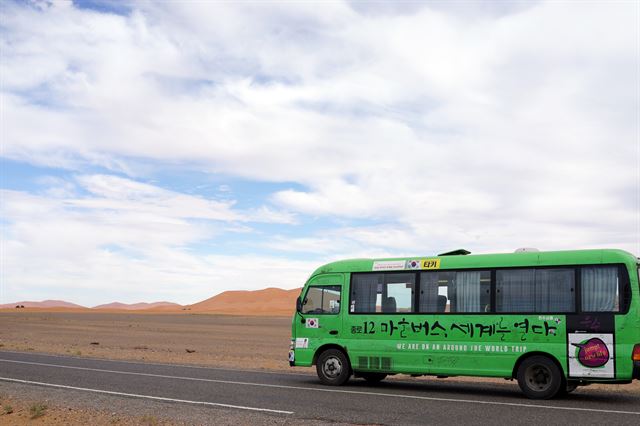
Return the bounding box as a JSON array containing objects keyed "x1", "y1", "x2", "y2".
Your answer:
[{"x1": 290, "y1": 249, "x2": 640, "y2": 385}]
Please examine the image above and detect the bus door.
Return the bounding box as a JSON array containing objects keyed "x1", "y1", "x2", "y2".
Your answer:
[
  {"x1": 297, "y1": 273, "x2": 345, "y2": 354},
  {"x1": 346, "y1": 272, "x2": 426, "y2": 374}
]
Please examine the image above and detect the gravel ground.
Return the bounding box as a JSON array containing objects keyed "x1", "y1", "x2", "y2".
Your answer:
[{"x1": 0, "y1": 381, "x2": 351, "y2": 425}]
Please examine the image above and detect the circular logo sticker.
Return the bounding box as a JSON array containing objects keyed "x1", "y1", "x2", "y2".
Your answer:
[{"x1": 572, "y1": 338, "x2": 610, "y2": 368}]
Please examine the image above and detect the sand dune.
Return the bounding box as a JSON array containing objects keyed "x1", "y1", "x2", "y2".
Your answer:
[
  {"x1": 0, "y1": 300, "x2": 86, "y2": 309},
  {"x1": 93, "y1": 301, "x2": 182, "y2": 310},
  {"x1": 187, "y1": 287, "x2": 301, "y2": 315},
  {"x1": 1, "y1": 287, "x2": 302, "y2": 315}
]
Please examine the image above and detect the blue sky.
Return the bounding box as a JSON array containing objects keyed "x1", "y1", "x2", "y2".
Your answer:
[{"x1": 1, "y1": 0, "x2": 638, "y2": 306}]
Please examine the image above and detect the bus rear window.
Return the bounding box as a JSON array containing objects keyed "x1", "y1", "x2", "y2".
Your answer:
[{"x1": 581, "y1": 266, "x2": 620, "y2": 312}]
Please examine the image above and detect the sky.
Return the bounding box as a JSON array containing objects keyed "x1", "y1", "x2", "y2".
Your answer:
[{"x1": 0, "y1": 0, "x2": 638, "y2": 306}]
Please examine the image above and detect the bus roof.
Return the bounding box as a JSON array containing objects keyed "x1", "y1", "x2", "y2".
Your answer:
[{"x1": 310, "y1": 249, "x2": 637, "y2": 277}]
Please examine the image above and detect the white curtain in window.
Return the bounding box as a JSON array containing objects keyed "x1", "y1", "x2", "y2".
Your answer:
[
  {"x1": 456, "y1": 272, "x2": 481, "y2": 312},
  {"x1": 582, "y1": 267, "x2": 618, "y2": 312}
]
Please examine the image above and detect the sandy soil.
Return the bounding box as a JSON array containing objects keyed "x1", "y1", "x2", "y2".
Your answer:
[
  {"x1": 0, "y1": 394, "x2": 176, "y2": 425},
  {"x1": 0, "y1": 311, "x2": 293, "y2": 371}
]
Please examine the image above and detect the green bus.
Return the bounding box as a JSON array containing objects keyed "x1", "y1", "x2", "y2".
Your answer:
[{"x1": 288, "y1": 248, "x2": 640, "y2": 399}]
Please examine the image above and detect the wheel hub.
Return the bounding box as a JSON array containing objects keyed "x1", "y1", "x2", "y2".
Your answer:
[{"x1": 526, "y1": 365, "x2": 551, "y2": 391}]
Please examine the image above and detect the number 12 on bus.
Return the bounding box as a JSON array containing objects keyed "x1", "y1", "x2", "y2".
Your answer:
[{"x1": 288, "y1": 249, "x2": 640, "y2": 399}]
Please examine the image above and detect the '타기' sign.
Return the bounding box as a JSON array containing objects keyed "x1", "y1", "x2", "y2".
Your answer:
[{"x1": 421, "y1": 259, "x2": 440, "y2": 269}]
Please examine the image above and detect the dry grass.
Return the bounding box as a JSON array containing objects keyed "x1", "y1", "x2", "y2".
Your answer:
[
  {"x1": 139, "y1": 414, "x2": 159, "y2": 426},
  {"x1": 29, "y1": 402, "x2": 47, "y2": 419}
]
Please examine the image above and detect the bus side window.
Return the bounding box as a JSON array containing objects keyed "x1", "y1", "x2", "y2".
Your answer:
[
  {"x1": 419, "y1": 271, "x2": 490, "y2": 313},
  {"x1": 351, "y1": 273, "x2": 415, "y2": 313},
  {"x1": 496, "y1": 268, "x2": 574, "y2": 313}
]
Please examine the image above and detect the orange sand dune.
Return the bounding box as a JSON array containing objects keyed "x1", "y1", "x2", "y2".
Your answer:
[
  {"x1": 0, "y1": 300, "x2": 86, "y2": 309},
  {"x1": 1, "y1": 287, "x2": 303, "y2": 316},
  {"x1": 92, "y1": 301, "x2": 182, "y2": 310},
  {"x1": 188, "y1": 287, "x2": 302, "y2": 315}
]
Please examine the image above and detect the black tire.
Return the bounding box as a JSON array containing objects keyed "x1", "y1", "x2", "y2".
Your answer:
[
  {"x1": 516, "y1": 356, "x2": 564, "y2": 399},
  {"x1": 316, "y1": 349, "x2": 351, "y2": 386},
  {"x1": 360, "y1": 372, "x2": 387, "y2": 384}
]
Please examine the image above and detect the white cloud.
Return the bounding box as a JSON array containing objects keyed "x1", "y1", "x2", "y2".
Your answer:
[
  {"x1": 0, "y1": 176, "x2": 302, "y2": 305},
  {"x1": 72, "y1": 174, "x2": 242, "y2": 222},
  {"x1": 1, "y1": 1, "x2": 638, "y2": 303}
]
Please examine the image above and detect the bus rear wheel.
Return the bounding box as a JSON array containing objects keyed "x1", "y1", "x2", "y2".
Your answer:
[
  {"x1": 316, "y1": 349, "x2": 351, "y2": 386},
  {"x1": 517, "y1": 356, "x2": 564, "y2": 399},
  {"x1": 360, "y1": 373, "x2": 387, "y2": 384}
]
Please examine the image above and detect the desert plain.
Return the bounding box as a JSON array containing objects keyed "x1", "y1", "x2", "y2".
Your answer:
[
  {"x1": 0, "y1": 311, "x2": 293, "y2": 371},
  {"x1": 1, "y1": 309, "x2": 638, "y2": 425}
]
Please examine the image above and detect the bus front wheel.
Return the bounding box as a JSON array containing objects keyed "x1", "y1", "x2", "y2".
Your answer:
[
  {"x1": 517, "y1": 356, "x2": 564, "y2": 399},
  {"x1": 316, "y1": 349, "x2": 351, "y2": 386}
]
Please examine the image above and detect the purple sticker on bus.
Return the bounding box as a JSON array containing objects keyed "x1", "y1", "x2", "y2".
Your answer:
[{"x1": 572, "y1": 338, "x2": 610, "y2": 368}]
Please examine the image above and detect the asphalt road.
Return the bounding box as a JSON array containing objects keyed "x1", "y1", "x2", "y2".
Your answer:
[{"x1": 0, "y1": 351, "x2": 638, "y2": 425}]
